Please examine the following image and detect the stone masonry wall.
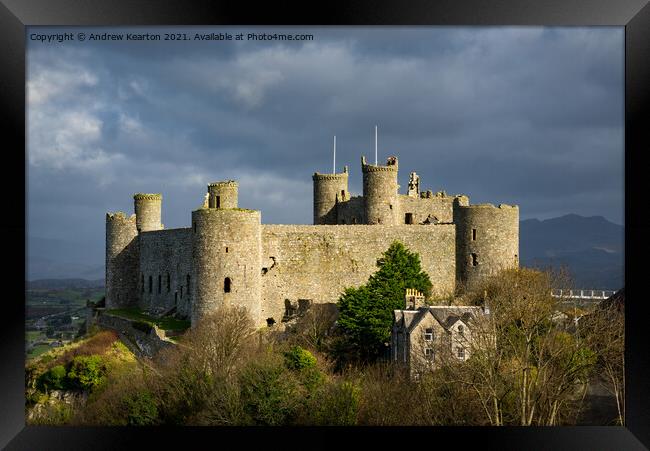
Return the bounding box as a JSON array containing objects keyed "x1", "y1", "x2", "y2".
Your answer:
[
  {"x1": 106, "y1": 213, "x2": 139, "y2": 309},
  {"x1": 454, "y1": 204, "x2": 519, "y2": 290},
  {"x1": 398, "y1": 194, "x2": 458, "y2": 224},
  {"x1": 260, "y1": 224, "x2": 456, "y2": 323},
  {"x1": 139, "y1": 228, "x2": 192, "y2": 318}
]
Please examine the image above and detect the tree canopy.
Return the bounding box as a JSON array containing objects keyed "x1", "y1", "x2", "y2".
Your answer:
[{"x1": 337, "y1": 241, "x2": 432, "y2": 361}]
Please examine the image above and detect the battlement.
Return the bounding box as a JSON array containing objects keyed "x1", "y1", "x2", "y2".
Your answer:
[
  {"x1": 208, "y1": 180, "x2": 238, "y2": 187},
  {"x1": 133, "y1": 193, "x2": 162, "y2": 201},
  {"x1": 106, "y1": 212, "x2": 136, "y2": 222},
  {"x1": 458, "y1": 203, "x2": 518, "y2": 210},
  {"x1": 312, "y1": 172, "x2": 349, "y2": 181}
]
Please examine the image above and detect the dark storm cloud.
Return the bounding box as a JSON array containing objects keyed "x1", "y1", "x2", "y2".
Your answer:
[{"x1": 26, "y1": 26, "x2": 624, "y2": 271}]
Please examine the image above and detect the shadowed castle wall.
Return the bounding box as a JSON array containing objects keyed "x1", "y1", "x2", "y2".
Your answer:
[
  {"x1": 335, "y1": 196, "x2": 365, "y2": 224},
  {"x1": 313, "y1": 172, "x2": 349, "y2": 224},
  {"x1": 453, "y1": 203, "x2": 519, "y2": 291},
  {"x1": 106, "y1": 213, "x2": 139, "y2": 309},
  {"x1": 138, "y1": 228, "x2": 193, "y2": 317},
  {"x1": 260, "y1": 224, "x2": 456, "y2": 324}
]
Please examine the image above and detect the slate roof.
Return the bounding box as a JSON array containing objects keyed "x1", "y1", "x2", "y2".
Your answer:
[{"x1": 394, "y1": 305, "x2": 485, "y2": 333}]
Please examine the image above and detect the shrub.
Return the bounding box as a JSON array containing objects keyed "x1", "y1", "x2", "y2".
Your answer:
[
  {"x1": 284, "y1": 346, "x2": 317, "y2": 371},
  {"x1": 67, "y1": 355, "x2": 106, "y2": 391},
  {"x1": 37, "y1": 365, "x2": 67, "y2": 391},
  {"x1": 239, "y1": 355, "x2": 301, "y2": 425},
  {"x1": 310, "y1": 380, "x2": 360, "y2": 425},
  {"x1": 125, "y1": 390, "x2": 159, "y2": 426}
]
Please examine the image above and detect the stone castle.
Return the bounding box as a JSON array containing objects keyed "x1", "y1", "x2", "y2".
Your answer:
[{"x1": 106, "y1": 155, "x2": 519, "y2": 328}]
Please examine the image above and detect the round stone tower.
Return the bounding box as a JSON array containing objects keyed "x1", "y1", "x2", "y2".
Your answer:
[
  {"x1": 133, "y1": 193, "x2": 163, "y2": 233},
  {"x1": 453, "y1": 203, "x2": 519, "y2": 291},
  {"x1": 312, "y1": 167, "x2": 349, "y2": 225},
  {"x1": 191, "y1": 207, "x2": 262, "y2": 327},
  {"x1": 105, "y1": 212, "x2": 139, "y2": 309},
  {"x1": 362, "y1": 155, "x2": 400, "y2": 225},
  {"x1": 207, "y1": 181, "x2": 238, "y2": 209}
]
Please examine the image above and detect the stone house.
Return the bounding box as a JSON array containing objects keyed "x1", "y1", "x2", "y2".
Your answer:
[{"x1": 391, "y1": 300, "x2": 490, "y2": 377}]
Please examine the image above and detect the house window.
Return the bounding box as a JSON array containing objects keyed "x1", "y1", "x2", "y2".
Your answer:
[
  {"x1": 158, "y1": 275, "x2": 162, "y2": 293},
  {"x1": 472, "y1": 228, "x2": 477, "y2": 241},
  {"x1": 405, "y1": 213, "x2": 414, "y2": 224},
  {"x1": 224, "y1": 277, "x2": 231, "y2": 293},
  {"x1": 148, "y1": 276, "x2": 152, "y2": 293},
  {"x1": 458, "y1": 325, "x2": 464, "y2": 336},
  {"x1": 471, "y1": 253, "x2": 478, "y2": 266},
  {"x1": 424, "y1": 328, "x2": 433, "y2": 341},
  {"x1": 167, "y1": 273, "x2": 171, "y2": 292},
  {"x1": 457, "y1": 347, "x2": 465, "y2": 360},
  {"x1": 425, "y1": 348, "x2": 434, "y2": 360},
  {"x1": 187, "y1": 275, "x2": 191, "y2": 295}
]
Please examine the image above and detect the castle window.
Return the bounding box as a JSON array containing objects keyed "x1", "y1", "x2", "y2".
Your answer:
[
  {"x1": 341, "y1": 219, "x2": 346, "y2": 224},
  {"x1": 266, "y1": 318, "x2": 276, "y2": 327},
  {"x1": 424, "y1": 328, "x2": 433, "y2": 341},
  {"x1": 167, "y1": 273, "x2": 171, "y2": 292},
  {"x1": 225, "y1": 247, "x2": 229, "y2": 253},
  {"x1": 193, "y1": 222, "x2": 196, "y2": 233},
  {"x1": 180, "y1": 286, "x2": 183, "y2": 299},
  {"x1": 187, "y1": 275, "x2": 191, "y2": 295},
  {"x1": 472, "y1": 228, "x2": 477, "y2": 241},
  {"x1": 224, "y1": 277, "x2": 231, "y2": 293},
  {"x1": 405, "y1": 213, "x2": 414, "y2": 224},
  {"x1": 141, "y1": 274, "x2": 144, "y2": 293},
  {"x1": 158, "y1": 275, "x2": 162, "y2": 294},
  {"x1": 216, "y1": 196, "x2": 221, "y2": 208},
  {"x1": 341, "y1": 190, "x2": 346, "y2": 199},
  {"x1": 389, "y1": 204, "x2": 393, "y2": 210},
  {"x1": 148, "y1": 276, "x2": 152, "y2": 293},
  {"x1": 471, "y1": 253, "x2": 478, "y2": 266},
  {"x1": 352, "y1": 217, "x2": 357, "y2": 224},
  {"x1": 174, "y1": 291, "x2": 178, "y2": 304}
]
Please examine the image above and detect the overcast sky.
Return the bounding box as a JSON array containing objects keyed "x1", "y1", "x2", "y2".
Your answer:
[{"x1": 27, "y1": 26, "x2": 624, "y2": 256}]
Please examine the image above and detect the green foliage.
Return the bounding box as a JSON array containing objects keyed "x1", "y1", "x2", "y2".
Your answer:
[
  {"x1": 311, "y1": 380, "x2": 360, "y2": 425},
  {"x1": 125, "y1": 391, "x2": 159, "y2": 426},
  {"x1": 37, "y1": 365, "x2": 67, "y2": 391},
  {"x1": 132, "y1": 320, "x2": 154, "y2": 333},
  {"x1": 283, "y1": 346, "x2": 317, "y2": 371},
  {"x1": 239, "y1": 356, "x2": 300, "y2": 425},
  {"x1": 106, "y1": 308, "x2": 190, "y2": 331},
  {"x1": 337, "y1": 241, "x2": 432, "y2": 360},
  {"x1": 67, "y1": 355, "x2": 106, "y2": 391}
]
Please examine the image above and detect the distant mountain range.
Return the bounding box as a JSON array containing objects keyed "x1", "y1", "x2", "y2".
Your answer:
[
  {"x1": 520, "y1": 214, "x2": 624, "y2": 290},
  {"x1": 27, "y1": 214, "x2": 624, "y2": 291}
]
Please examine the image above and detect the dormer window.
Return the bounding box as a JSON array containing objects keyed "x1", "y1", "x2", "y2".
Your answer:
[{"x1": 424, "y1": 328, "x2": 433, "y2": 341}]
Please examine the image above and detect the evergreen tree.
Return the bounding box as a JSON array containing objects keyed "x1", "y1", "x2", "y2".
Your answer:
[{"x1": 337, "y1": 241, "x2": 432, "y2": 361}]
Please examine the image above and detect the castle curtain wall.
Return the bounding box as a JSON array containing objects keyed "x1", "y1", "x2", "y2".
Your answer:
[
  {"x1": 138, "y1": 228, "x2": 193, "y2": 317},
  {"x1": 260, "y1": 224, "x2": 456, "y2": 323}
]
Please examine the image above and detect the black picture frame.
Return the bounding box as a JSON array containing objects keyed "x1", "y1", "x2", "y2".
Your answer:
[{"x1": 2, "y1": 0, "x2": 648, "y2": 449}]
